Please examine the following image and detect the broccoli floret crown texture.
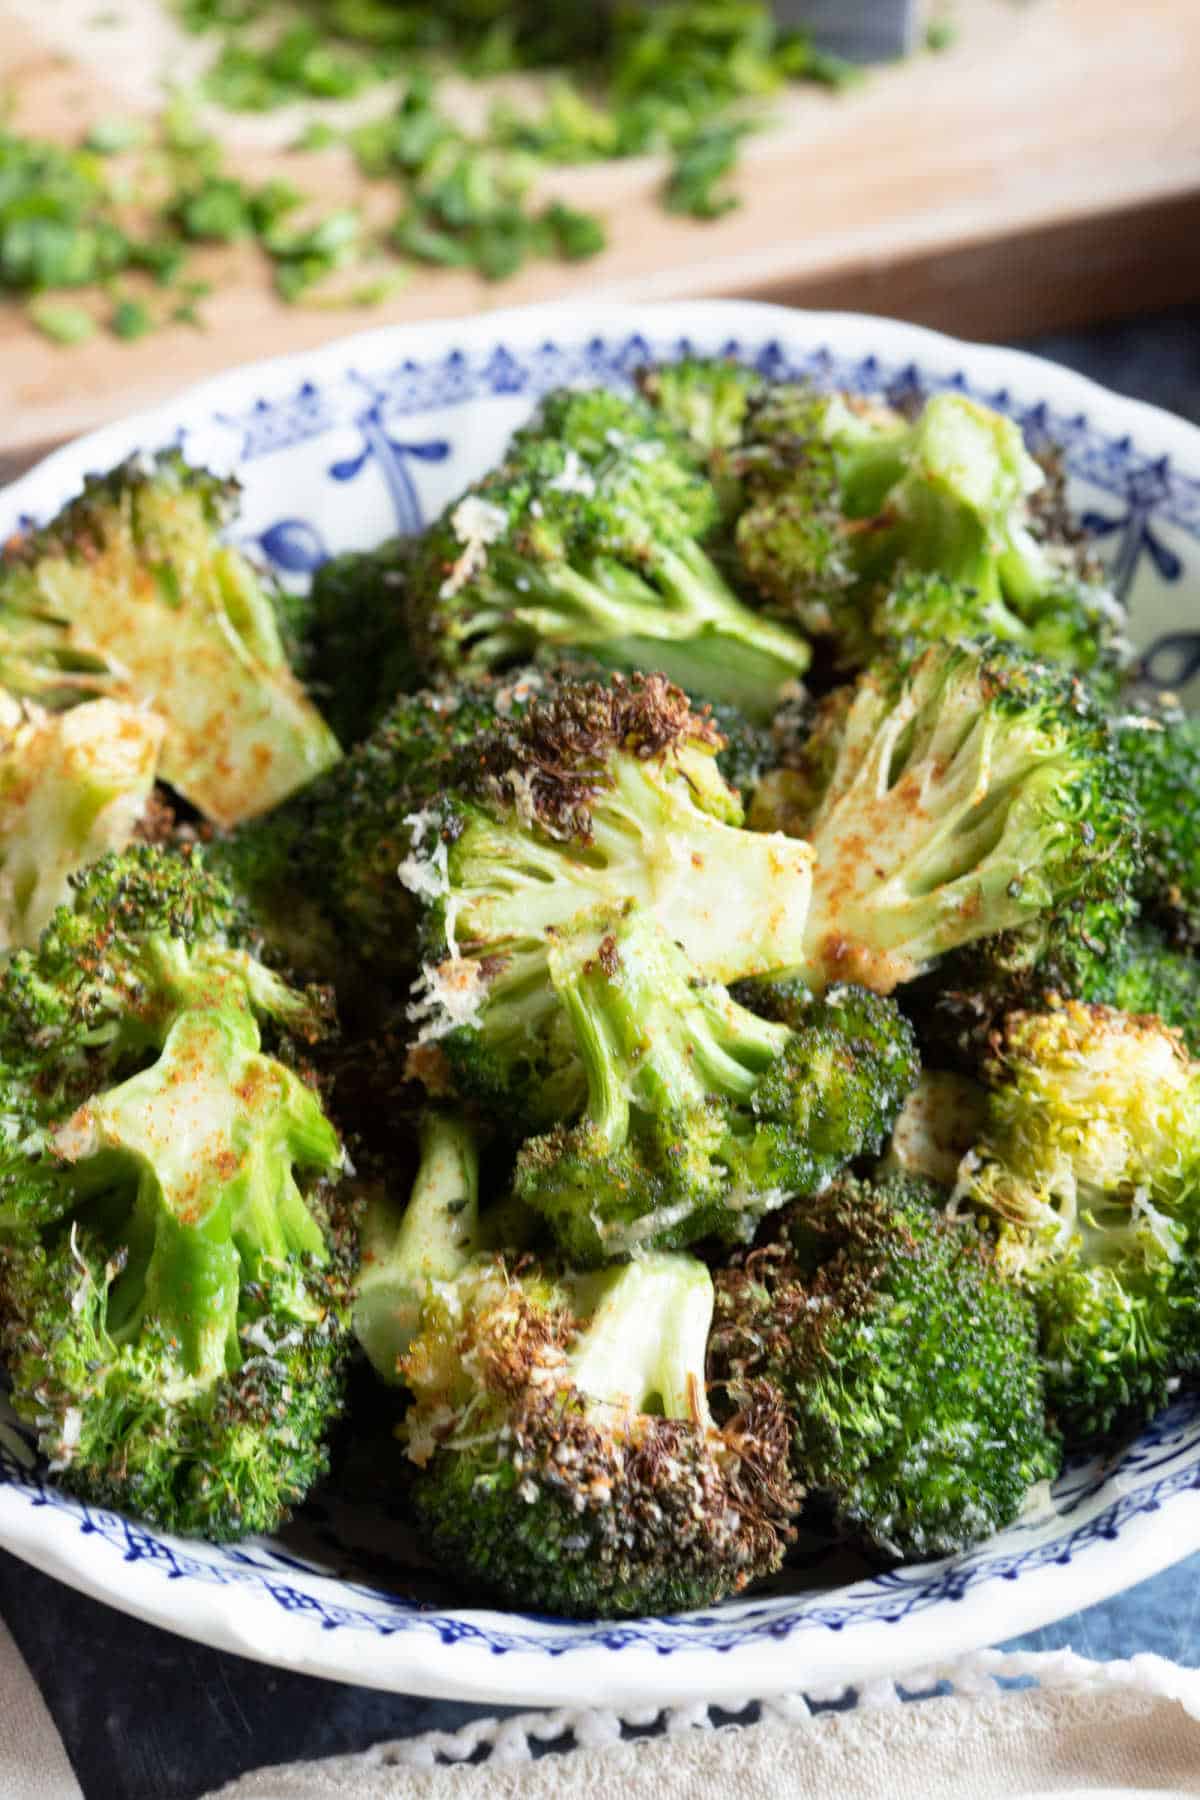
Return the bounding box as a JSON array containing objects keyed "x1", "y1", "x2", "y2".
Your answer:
[
  {"x1": 954, "y1": 998, "x2": 1200, "y2": 1443},
  {"x1": 710, "y1": 1173, "x2": 1060, "y2": 1559},
  {"x1": 402, "y1": 1251, "x2": 798, "y2": 1617}
]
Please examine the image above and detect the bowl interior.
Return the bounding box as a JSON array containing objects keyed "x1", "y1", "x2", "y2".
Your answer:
[{"x1": 2, "y1": 304, "x2": 1199, "y2": 1697}]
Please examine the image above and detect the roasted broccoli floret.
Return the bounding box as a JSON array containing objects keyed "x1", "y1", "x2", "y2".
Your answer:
[
  {"x1": 0, "y1": 845, "x2": 353, "y2": 1538},
  {"x1": 405, "y1": 387, "x2": 811, "y2": 719},
  {"x1": 398, "y1": 673, "x2": 815, "y2": 1130},
  {"x1": 635, "y1": 356, "x2": 763, "y2": 456},
  {"x1": 734, "y1": 388, "x2": 1128, "y2": 687},
  {"x1": 306, "y1": 537, "x2": 421, "y2": 745},
  {"x1": 0, "y1": 693, "x2": 163, "y2": 953},
  {"x1": 953, "y1": 998, "x2": 1200, "y2": 1443},
  {"x1": 402, "y1": 1251, "x2": 798, "y2": 1617},
  {"x1": 755, "y1": 642, "x2": 1138, "y2": 998},
  {"x1": 1117, "y1": 707, "x2": 1200, "y2": 948},
  {"x1": 0, "y1": 452, "x2": 340, "y2": 824},
  {"x1": 710, "y1": 1173, "x2": 1060, "y2": 1560},
  {"x1": 1075, "y1": 923, "x2": 1200, "y2": 1058},
  {"x1": 515, "y1": 907, "x2": 918, "y2": 1263}
]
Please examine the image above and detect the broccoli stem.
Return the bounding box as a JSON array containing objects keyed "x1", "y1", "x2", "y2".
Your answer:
[
  {"x1": 354, "y1": 1111, "x2": 481, "y2": 1383},
  {"x1": 552, "y1": 913, "x2": 789, "y2": 1159},
  {"x1": 566, "y1": 1254, "x2": 714, "y2": 1427}
]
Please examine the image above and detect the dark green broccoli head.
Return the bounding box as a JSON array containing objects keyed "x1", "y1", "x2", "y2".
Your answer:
[
  {"x1": 398, "y1": 672, "x2": 815, "y2": 1132},
  {"x1": 514, "y1": 908, "x2": 918, "y2": 1265},
  {"x1": 954, "y1": 997, "x2": 1200, "y2": 1444},
  {"x1": 305, "y1": 537, "x2": 422, "y2": 745},
  {"x1": 402, "y1": 1253, "x2": 798, "y2": 1617},
  {"x1": 0, "y1": 450, "x2": 340, "y2": 825},
  {"x1": 635, "y1": 356, "x2": 763, "y2": 456},
  {"x1": 871, "y1": 569, "x2": 1129, "y2": 702},
  {"x1": 1075, "y1": 922, "x2": 1200, "y2": 1057},
  {"x1": 773, "y1": 641, "x2": 1138, "y2": 998},
  {"x1": 733, "y1": 389, "x2": 1129, "y2": 691},
  {"x1": 404, "y1": 391, "x2": 810, "y2": 720},
  {"x1": 212, "y1": 671, "x2": 549, "y2": 994},
  {"x1": 1118, "y1": 707, "x2": 1200, "y2": 948},
  {"x1": 710, "y1": 1173, "x2": 1060, "y2": 1560},
  {"x1": 0, "y1": 844, "x2": 330, "y2": 1137}
]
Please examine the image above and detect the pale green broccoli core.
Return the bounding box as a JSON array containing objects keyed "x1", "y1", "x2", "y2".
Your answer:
[
  {"x1": 0, "y1": 696, "x2": 163, "y2": 953},
  {"x1": 565, "y1": 1255, "x2": 714, "y2": 1426},
  {"x1": 354, "y1": 1111, "x2": 481, "y2": 1384}
]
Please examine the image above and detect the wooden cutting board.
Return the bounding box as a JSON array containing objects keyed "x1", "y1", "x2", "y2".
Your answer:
[{"x1": 2, "y1": 0, "x2": 1199, "y2": 475}]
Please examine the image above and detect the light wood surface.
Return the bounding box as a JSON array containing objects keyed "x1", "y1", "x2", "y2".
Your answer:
[{"x1": 1, "y1": 0, "x2": 1198, "y2": 472}]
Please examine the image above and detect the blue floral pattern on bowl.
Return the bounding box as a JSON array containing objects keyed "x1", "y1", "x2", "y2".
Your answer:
[{"x1": 1, "y1": 303, "x2": 1198, "y2": 1705}]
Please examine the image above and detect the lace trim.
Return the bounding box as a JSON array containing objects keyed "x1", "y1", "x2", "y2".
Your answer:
[{"x1": 350, "y1": 1649, "x2": 1200, "y2": 1771}]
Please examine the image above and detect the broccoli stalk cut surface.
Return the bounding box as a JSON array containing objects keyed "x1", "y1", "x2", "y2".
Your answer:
[
  {"x1": 710, "y1": 1174, "x2": 1060, "y2": 1560},
  {"x1": 515, "y1": 907, "x2": 918, "y2": 1263},
  {"x1": 405, "y1": 387, "x2": 810, "y2": 720},
  {"x1": 0, "y1": 692, "x2": 163, "y2": 952},
  {"x1": 0, "y1": 848, "x2": 353, "y2": 1538},
  {"x1": 777, "y1": 642, "x2": 1137, "y2": 996},
  {"x1": 0, "y1": 452, "x2": 340, "y2": 825},
  {"x1": 400, "y1": 673, "x2": 815, "y2": 1131},
  {"x1": 402, "y1": 1251, "x2": 798, "y2": 1617},
  {"x1": 953, "y1": 998, "x2": 1200, "y2": 1444}
]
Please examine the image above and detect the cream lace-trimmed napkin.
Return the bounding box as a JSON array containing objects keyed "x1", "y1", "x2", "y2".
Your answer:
[{"x1": 206, "y1": 1654, "x2": 1200, "y2": 1800}]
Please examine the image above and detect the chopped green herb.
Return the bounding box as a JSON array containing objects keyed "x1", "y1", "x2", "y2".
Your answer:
[
  {"x1": 84, "y1": 118, "x2": 148, "y2": 155},
  {"x1": 665, "y1": 119, "x2": 756, "y2": 219},
  {"x1": 27, "y1": 299, "x2": 96, "y2": 344},
  {"x1": 109, "y1": 294, "x2": 154, "y2": 338}
]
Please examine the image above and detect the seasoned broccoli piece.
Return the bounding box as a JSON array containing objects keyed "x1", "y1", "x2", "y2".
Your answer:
[
  {"x1": 1076, "y1": 922, "x2": 1200, "y2": 1058},
  {"x1": 953, "y1": 998, "x2": 1200, "y2": 1443},
  {"x1": 0, "y1": 452, "x2": 340, "y2": 824},
  {"x1": 402, "y1": 1251, "x2": 798, "y2": 1617},
  {"x1": 0, "y1": 846, "x2": 353, "y2": 1538},
  {"x1": 398, "y1": 673, "x2": 815, "y2": 1130},
  {"x1": 872, "y1": 568, "x2": 1129, "y2": 700},
  {"x1": 1117, "y1": 707, "x2": 1200, "y2": 948},
  {"x1": 515, "y1": 907, "x2": 918, "y2": 1263},
  {"x1": 735, "y1": 389, "x2": 1128, "y2": 687},
  {"x1": 354, "y1": 1109, "x2": 534, "y2": 1383},
  {"x1": 306, "y1": 537, "x2": 421, "y2": 745},
  {"x1": 880, "y1": 1070, "x2": 988, "y2": 1188},
  {"x1": 732, "y1": 385, "x2": 911, "y2": 658},
  {"x1": 635, "y1": 356, "x2": 763, "y2": 456},
  {"x1": 762, "y1": 642, "x2": 1137, "y2": 998},
  {"x1": 405, "y1": 388, "x2": 811, "y2": 720},
  {"x1": 0, "y1": 844, "x2": 330, "y2": 1148},
  {"x1": 710, "y1": 1173, "x2": 1060, "y2": 1560},
  {"x1": 210, "y1": 672, "x2": 546, "y2": 990},
  {"x1": 0, "y1": 693, "x2": 163, "y2": 953}
]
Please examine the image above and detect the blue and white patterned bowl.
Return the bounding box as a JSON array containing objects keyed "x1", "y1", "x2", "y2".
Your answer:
[{"x1": 2, "y1": 301, "x2": 1199, "y2": 1706}]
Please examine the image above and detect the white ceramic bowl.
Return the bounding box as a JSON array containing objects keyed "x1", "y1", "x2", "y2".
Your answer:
[{"x1": 2, "y1": 300, "x2": 1199, "y2": 1707}]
